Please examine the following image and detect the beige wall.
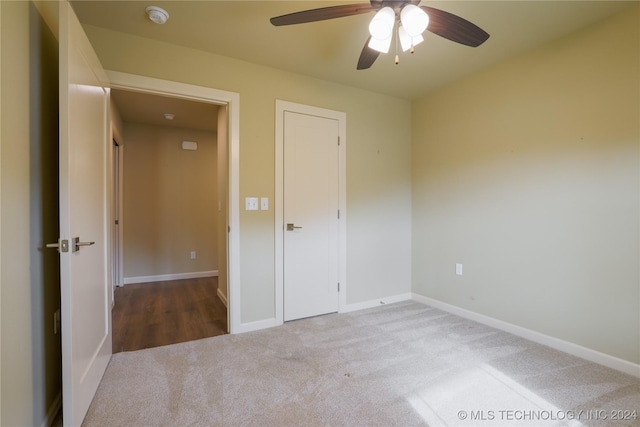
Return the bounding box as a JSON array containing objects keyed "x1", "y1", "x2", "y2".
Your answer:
[
  {"x1": 412, "y1": 6, "x2": 639, "y2": 364},
  {"x1": 83, "y1": 24, "x2": 414, "y2": 323},
  {"x1": 1, "y1": 1, "x2": 62, "y2": 425},
  {"x1": 122, "y1": 122, "x2": 218, "y2": 279}
]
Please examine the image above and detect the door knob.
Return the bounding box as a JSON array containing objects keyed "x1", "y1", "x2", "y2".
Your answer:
[
  {"x1": 46, "y1": 239, "x2": 69, "y2": 253},
  {"x1": 286, "y1": 223, "x2": 302, "y2": 231},
  {"x1": 72, "y1": 237, "x2": 95, "y2": 252}
]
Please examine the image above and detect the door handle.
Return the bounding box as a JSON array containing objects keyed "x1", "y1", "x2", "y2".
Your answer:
[
  {"x1": 286, "y1": 223, "x2": 302, "y2": 231},
  {"x1": 72, "y1": 237, "x2": 95, "y2": 252},
  {"x1": 46, "y1": 239, "x2": 69, "y2": 253}
]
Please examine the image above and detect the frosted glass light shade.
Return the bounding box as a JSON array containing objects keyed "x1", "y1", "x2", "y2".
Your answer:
[
  {"x1": 369, "y1": 7, "x2": 395, "y2": 40},
  {"x1": 368, "y1": 34, "x2": 392, "y2": 53},
  {"x1": 398, "y1": 25, "x2": 424, "y2": 52},
  {"x1": 400, "y1": 4, "x2": 428, "y2": 37}
]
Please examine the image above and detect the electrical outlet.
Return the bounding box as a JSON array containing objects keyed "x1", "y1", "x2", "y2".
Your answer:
[{"x1": 190, "y1": 251, "x2": 196, "y2": 260}]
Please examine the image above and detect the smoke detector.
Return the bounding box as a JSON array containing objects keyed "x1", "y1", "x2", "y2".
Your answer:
[{"x1": 146, "y1": 6, "x2": 169, "y2": 25}]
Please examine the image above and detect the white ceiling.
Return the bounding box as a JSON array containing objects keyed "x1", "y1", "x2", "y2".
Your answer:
[
  {"x1": 72, "y1": 1, "x2": 633, "y2": 101},
  {"x1": 111, "y1": 89, "x2": 219, "y2": 132},
  {"x1": 74, "y1": 1, "x2": 634, "y2": 129}
]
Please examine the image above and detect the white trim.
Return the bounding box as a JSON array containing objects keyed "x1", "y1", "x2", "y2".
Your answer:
[
  {"x1": 234, "y1": 317, "x2": 281, "y2": 334},
  {"x1": 105, "y1": 71, "x2": 241, "y2": 334},
  {"x1": 275, "y1": 100, "x2": 347, "y2": 326},
  {"x1": 40, "y1": 391, "x2": 62, "y2": 427},
  {"x1": 412, "y1": 294, "x2": 640, "y2": 378},
  {"x1": 109, "y1": 99, "x2": 125, "y2": 291},
  {"x1": 123, "y1": 270, "x2": 218, "y2": 285},
  {"x1": 341, "y1": 293, "x2": 412, "y2": 313},
  {"x1": 115, "y1": 143, "x2": 124, "y2": 288},
  {"x1": 217, "y1": 288, "x2": 228, "y2": 307}
]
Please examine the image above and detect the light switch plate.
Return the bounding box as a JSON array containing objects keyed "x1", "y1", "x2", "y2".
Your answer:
[
  {"x1": 455, "y1": 263, "x2": 463, "y2": 276},
  {"x1": 260, "y1": 197, "x2": 269, "y2": 211},
  {"x1": 245, "y1": 197, "x2": 258, "y2": 211}
]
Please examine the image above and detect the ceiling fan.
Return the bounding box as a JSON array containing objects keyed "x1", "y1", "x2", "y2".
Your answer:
[{"x1": 270, "y1": 0, "x2": 490, "y2": 70}]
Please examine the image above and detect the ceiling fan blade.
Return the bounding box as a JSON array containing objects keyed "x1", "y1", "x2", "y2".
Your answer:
[
  {"x1": 421, "y1": 6, "x2": 490, "y2": 47},
  {"x1": 271, "y1": 4, "x2": 375, "y2": 26},
  {"x1": 357, "y1": 37, "x2": 380, "y2": 70}
]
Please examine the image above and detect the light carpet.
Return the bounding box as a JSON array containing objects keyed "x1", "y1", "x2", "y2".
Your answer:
[{"x1": 82, "y1": 301, "x2": 639, "y2": 426}]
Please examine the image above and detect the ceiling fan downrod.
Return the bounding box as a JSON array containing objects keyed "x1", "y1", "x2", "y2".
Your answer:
[{"x1": 394, "y1": 22, "x2": 400, "y2": 64}]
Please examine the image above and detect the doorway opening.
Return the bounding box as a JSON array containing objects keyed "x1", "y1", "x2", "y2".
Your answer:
[
  {"x1": 107, "y1": 72, "x2": 241, "y2": 343},
  {"x1": 110, "y1": 88, "x2": 227, "y2": 351}
]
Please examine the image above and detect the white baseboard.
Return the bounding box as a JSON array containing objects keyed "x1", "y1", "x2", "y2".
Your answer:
[
  {"x1": 232, "y1": 293, "x2": 412, "y2": 334},
  {"x1": 123, "y1": 270, "x2": 218, "y2": 285},
  {"x1": 341, "y1": 292, "x2": 412, "y2": 313},
  {"x1": 217, "y1": 288, "x2": 228, "y2": 307},
  {"x1": 40, "y1": 391, "x2": 61, "y2": 427},
  {"x1": 412, "y1": 294, "x2": 640, "y2": 378},
  {"x1": 234, "y1": 317, "x2": 282, "y2": 334}
]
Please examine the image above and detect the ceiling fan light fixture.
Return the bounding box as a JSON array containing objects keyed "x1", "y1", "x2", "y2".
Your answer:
[
  {"x1": 398, "y1": 25, "x2": 424, "y2": 52},
  {"x1": 400, "y1": 4, "x2": 428, "y2": 37},
  {"x1": 368, "y1": 6, "x2": 395, "y2": 40},
  {"x1": 368, "y1": 34, "x2": 392, "y2": 53},
  {"x1": 269, "y1": 2, "x2": 490, "y2": 70}
]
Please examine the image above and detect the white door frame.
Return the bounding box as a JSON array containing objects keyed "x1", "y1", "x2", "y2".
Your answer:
[
  {"x1": 111, "y1": 139, "x2": 124, "y2": 290},
  {"x1": 106, "y1": 71, "x2": 242, "y2": 334},
  {"x1": 275, "y1": 100, "x2": 347, "y2": 324}
]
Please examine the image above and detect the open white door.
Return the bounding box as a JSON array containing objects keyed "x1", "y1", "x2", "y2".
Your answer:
[{"x1": 58, "y1": 2, "x2": 111, "y2": 425}]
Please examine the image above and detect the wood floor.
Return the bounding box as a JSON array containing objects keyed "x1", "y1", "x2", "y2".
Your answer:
[{"x1": 112, "y1": 277, "x2": 227, "y2": 353}]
